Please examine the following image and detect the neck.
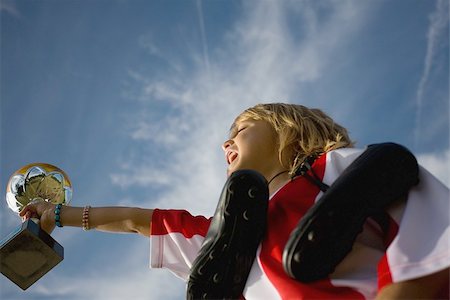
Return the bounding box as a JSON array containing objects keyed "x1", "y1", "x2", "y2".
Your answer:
[{"x1": 267, "y1": 170, "x2": 290, "y2": 196}]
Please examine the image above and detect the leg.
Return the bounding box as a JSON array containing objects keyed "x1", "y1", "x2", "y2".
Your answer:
[
  {"x1": 187, "y1": 169, "x2": 269, "y2": 299},
  {"x1": 283, "y1": 143, "x2": 419, "y2": 282}
]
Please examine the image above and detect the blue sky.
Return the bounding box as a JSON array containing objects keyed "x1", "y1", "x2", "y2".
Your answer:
[{"x1": 1, "y1": 0, "x2": 448, "y2": 299}]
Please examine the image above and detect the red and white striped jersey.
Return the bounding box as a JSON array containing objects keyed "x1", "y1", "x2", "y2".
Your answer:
[{"x1": 150, "y1": 148, "x2": 450, "y2": 299}]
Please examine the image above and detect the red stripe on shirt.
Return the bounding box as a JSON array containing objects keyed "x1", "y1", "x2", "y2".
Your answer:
[
  {"x1": 377, "y1": 215, "x2": 399, "y2": 290},
  {"x1": 151, "y1": 209, "x2": 211, "y2": 238}
]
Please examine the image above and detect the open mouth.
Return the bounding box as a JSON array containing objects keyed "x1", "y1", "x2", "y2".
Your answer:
[{"x1": 226, "y1": 151, "x2": 238, "y2": 165}]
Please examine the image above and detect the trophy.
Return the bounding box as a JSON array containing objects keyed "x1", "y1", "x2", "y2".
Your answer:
[{"x1": 1, "y1": 163, "x2": 72, "y2": 290}]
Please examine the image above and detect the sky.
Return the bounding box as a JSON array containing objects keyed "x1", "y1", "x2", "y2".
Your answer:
[{"x1": 1, "y1": 0, "x2": 449, "y2": 299}]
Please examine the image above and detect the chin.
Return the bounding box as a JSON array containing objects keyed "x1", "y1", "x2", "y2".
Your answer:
[
  {"x1": 227, "y1": 165, "x2": 257, "y2": 176},
  {"x1": 226, "y1": 165, "x2": 240, "y2": 176}
]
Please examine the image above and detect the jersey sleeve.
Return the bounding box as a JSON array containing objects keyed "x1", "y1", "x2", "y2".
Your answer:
[
  {"x1": 381, "y1": 166, "x2": 450, "y2": 284},
  {"x1": 150, "y1": 209, "x2": 211, "y2": 281}
]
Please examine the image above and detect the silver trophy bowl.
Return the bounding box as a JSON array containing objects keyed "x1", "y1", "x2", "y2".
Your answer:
[{"x1": 6, "y1": 163, "x2": 72, "y2": 213}]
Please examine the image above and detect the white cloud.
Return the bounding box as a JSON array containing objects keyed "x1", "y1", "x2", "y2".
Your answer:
[
  {"x1": 8, "y1": 242, "x2": 186, "y2": 300},
  {"x1": 110, "y1": 167, "x2": 172, "y2": 189},
  {"x1": 128, "y1": 117, "x2": 191, "y2": 145}
]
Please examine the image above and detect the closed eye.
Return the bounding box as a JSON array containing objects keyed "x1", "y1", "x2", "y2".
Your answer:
[
  {"x1": 229, "y1": 121, "x2": 251, "y2": 138},
  {"x1": 229, "y1": 127, "x2": 245, "y2": 139},
  {"x1": 233, "y1": 127, "x2": 246, "y2": 138}
]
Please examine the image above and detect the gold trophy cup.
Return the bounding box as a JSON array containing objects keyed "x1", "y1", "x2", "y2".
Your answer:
[{"x1": 1, "y1": 163, "x2": 72, "y2": 290}]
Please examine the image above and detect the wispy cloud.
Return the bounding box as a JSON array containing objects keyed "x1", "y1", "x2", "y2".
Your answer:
[
  {"x1": 113, "y1": 0, "x2": 375, "y2": 211},
  {"x1": 196, "y1": 0, "x2": 211, "y2": 76},
  {"x1": 414, "y1": 0, "x2": 449, "y2": 148}
]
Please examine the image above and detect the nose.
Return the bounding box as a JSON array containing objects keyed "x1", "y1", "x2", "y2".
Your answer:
[{"x1": 222, "y1": 139, "x2": 234, "y2": 151}]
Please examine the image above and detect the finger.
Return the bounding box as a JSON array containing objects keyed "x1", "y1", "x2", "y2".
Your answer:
[
  {"x1": 19, "y1": 203, "x2": 33, "y2": 216},
  {"x1": 19, "y1": 207, "x2": 27, "y2": 216},
  {"x1": 21, "y1": 211, "x2": 30, "y2": 222}
]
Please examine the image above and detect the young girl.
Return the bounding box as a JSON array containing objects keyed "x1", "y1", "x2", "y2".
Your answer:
[{"x1": 20, "y1": 103, "x2": 449, "y2": 299}]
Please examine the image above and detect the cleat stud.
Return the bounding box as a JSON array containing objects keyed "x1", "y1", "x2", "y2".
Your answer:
[
  {"x1": 248, "y1": 187, "x2": 257, "y2": 198},
  {"x1": 197, "y1": 265, "x2": 204, "y2": 275}
]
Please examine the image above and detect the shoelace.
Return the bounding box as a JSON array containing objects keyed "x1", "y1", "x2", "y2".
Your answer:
[{"x1": 294, "y1": 154, "x2": 330, "y2": 192}]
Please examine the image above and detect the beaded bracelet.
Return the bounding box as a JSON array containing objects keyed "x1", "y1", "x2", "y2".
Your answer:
[
  {"x1": 54, "y1": 204, "x2": 63, "y2": 227},
  {"x1": 82, "y1": 205, "x2": 91, "y2": 231}
]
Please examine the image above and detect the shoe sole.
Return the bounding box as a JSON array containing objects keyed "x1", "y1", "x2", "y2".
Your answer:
[
  {"x1": 187, "y1": 169, "x2": 269, "y2": 299},
  {"x1": 283, "y1": 143, "x2": 419, "y2": 282}
]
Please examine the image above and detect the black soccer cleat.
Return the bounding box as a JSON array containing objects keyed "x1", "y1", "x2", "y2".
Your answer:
[
  {"x1": 283, "y1": 143, "x2": 419, "y2": 282},
  {"x1": 187, "y1": 169, "x2": 269, "y2": 300}
]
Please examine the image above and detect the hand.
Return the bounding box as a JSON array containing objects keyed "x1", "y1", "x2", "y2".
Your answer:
[{"x1": 19, "y1": 200, "x2": 57, "y2": 234}]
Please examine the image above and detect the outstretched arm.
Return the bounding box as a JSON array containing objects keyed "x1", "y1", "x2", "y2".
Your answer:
[{"x1": 19, "y1": 201, "x2": 153, "y2": 237}]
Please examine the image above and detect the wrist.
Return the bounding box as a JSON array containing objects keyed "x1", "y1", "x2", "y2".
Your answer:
[{"x1": 82, "y1": 206, "x2": 91, "y2": 231}]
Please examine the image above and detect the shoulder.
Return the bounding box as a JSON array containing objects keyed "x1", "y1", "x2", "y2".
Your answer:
[{"x1": 321, "y1": 147, "x2": 364, "y2": 183}]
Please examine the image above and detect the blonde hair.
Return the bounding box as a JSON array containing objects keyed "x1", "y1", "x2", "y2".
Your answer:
[{"x1": 233, "y1": 103, "x2": 354, "y2": 176}]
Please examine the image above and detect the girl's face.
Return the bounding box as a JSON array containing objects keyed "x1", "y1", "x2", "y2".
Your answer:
[{"x1": 222, "y1": 119, "x2": 285, "y2": 179}]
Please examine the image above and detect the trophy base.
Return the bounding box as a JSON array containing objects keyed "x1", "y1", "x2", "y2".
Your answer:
[{"x1": 0, "y1": 219, "x2": 64, "y2": 290}]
